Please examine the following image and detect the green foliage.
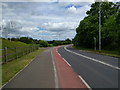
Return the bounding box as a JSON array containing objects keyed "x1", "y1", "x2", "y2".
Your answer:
[
  {"x1": 73, "y1": 2, "x2": 120, "y2": 52},
  {"x1": 65, "y1": 38, "x2": 72, "y2": 44},
  {"x1": 19, "y1": 37, "x2": 34, "y2": 44},
  {"x1": 39, "y1": 40, "x2": 49, "y2": 47},
  {"x1": 53, "y1": 40, "x2": 61, "y2": 46},
  {"x1": 102, "y1": 13, "x2": 119, "y2": 50},
  {"x1": 52, "y1": 39, "x2": 72, "y2": 46},
  {"x1": 6, "y1": 37, "x2": 72, "y2": 47}
]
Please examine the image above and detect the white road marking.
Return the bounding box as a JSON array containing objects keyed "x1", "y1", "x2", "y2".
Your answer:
[
  {"x1": 62, "y1": 58, "x2": 71, "y2": 67},
  {"x1": 56, "y1": 49, "x2": 61, "y2": 56},
  {"x1": 56, "y1": 46, "x2": 90, "y2": 89},
  {"x1": 56, "y1": 48, "x2": 71, "y2": 67},
  {"x1": 56, "y1": 50, "x2": 58, "y2": 53},
  {"x1": 78, "y1": 75, "x2": 92, "y2": 90},
  {"x1": 58, "y1": 53, "x2": 61, "y2": 56},
  {"x1": 64, "y1": 46, "x2": 120, "y2": 70},
  {"x1": 51, "y1": 50, "x2": 59, "y2": 88}
]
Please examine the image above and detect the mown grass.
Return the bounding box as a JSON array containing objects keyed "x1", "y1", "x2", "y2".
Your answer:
[
  {"x1": 2, "y1": 48, "x2": 44, "y2": 85},
  {"x1": 73, "y1": 46, "x2": 120, "y2": 58}
]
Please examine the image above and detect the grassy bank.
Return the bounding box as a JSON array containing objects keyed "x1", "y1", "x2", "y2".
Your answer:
[
  {"x1": 2, "y1": 48, "x2": 44, "y2": 85},
  {"x1": 1, "y1": 39, "x2": 38, "y2": 63},
  {"x1": 2, "y1": 39, "x2": 31, "y2": 49},
  {"x1": 73, "y1": 46, "x2": 120, "y2": 58}
]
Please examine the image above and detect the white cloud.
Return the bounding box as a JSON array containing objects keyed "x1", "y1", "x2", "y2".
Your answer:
[
  {"x1": 42, "y1": 22, "x2": 77, "y2": 32},
  {"x1": 67, "y1": 6, "x2": 77, "y2": 13},
  {"x1": 1, "y1": 2, "x2": 93, "y2": 40}
]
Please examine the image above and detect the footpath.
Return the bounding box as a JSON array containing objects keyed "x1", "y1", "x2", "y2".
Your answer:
[{"x1": 3, "y1": 48, "x2": 55, "y2": 88}]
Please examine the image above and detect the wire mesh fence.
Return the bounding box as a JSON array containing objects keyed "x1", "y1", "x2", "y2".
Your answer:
[{"x1": 0, "y1": 45, "x2": 39, "y2": 64}]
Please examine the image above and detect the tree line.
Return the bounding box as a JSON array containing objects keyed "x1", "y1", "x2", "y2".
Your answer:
[
  {"x1": 73, "y1": 1, "x2": 120, "y2": 52},
  {"x1": 3, "y1": 37, "x2": 72, "y2": 47}
]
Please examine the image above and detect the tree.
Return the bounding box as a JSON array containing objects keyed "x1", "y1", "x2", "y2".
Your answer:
[
  {"x1": 73, "y1": 1, "x2": 119, "y2": 51},
  {"x1": 19, "y1": 37, "x2": 34, "y2": 44},
  {"x1": 39, "y1": 40, "x2": 49, "y2": 47},
  {"x1": 65, "y1": 38, "x2": 72, "y2": 44}
]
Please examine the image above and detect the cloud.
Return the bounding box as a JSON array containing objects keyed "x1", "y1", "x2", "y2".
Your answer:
[
  {"x1": 1, "y1": 2, "x2": 92, "y2": 40},
  {"x1": 67, "y1": 6, "x2": 77, "y2": 13},
  {"x1": 42, "y1": 22, "x2": 77, "y2": 32}
]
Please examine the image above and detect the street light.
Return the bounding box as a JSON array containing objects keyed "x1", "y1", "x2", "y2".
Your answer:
[
  {"x1": 99, "y1": 2, "x2": 102, "y2": 51},
  {"x1": 94, "y1": 37, "x2": 96, "y2": 50}
]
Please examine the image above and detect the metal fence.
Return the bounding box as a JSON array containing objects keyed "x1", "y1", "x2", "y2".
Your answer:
[{"x1": 0, "y1": 45, "x2": 39, "y2": 64}]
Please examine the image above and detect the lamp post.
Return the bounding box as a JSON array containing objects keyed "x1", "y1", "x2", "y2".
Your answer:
[
  {"x1": 99, "y1": 2, "x2": 102, "y2": 51},
  {"x1": 94, "y1": 37, "x2": 96, "y2": 50}
]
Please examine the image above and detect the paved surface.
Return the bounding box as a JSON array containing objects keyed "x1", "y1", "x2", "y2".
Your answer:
[
  {"x1": 57, "y1": 45, "x2": 119, "y2": 89},
  {"x1": 3, "y1": 48, "x2": 55, "y2": 88},
  {"x1": 52, "y1": 47, "x2": 88, "y2": 88},
  {"x1": 3, "y1": 45, "x2": 119, "y2": 89}
]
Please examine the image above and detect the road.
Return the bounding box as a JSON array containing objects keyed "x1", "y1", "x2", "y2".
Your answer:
[
  {"x1": 2, "y1": 45, "x2": 119, "y2": 89},
  {"x1": 57, "y1": 45, "x2": 119, "y2": 89}
]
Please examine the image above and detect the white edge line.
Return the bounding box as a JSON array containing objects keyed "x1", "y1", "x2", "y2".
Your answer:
[
  {"x1": 51, "y1": 49, "x2": 59, "y2": 88},
  {"x1": 1, "y1": 54, "x2": 37, "y2": 89},
  {"x1": 56, "y1": 48, "x2": 71, "y2": 67},
  {"x1": 78, "y1": 75, "x2": 92, "y2": 90},
  {"x1": 58, "y1": 53, "x2": 61, "y2": 56},
  {"x1": 62, "y1": 58, "x2": 71, "y2": 67},
  {"x1": 56, "y1": 46, "x2": 92, "y2": 89},
  {"x1": 64, "y1": 46, "x2": 120, "y2": 70},
  {"x1": 57, "y1": 49, "x2": 61, "y2": 56}
]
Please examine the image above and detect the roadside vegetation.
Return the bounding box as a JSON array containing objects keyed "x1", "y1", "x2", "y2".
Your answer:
[
  {"x1": 1, "y1": 39, "x2": 38, "y2": 63},
  {"x1": 5, "y1": 37, "x2": 72, "y2": 47},
  {"x1": 72, "y1": 1, "x2": 120, "y2": 57}
]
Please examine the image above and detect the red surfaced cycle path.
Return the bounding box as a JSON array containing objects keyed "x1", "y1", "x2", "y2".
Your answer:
[{"x1": 52, "y1": 46, "x2": 89, "y2": 89}]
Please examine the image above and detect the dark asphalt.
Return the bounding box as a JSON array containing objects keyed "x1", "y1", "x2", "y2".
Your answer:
[
  {"x1": 57, "y1": 45, "x2": 119, "y2": 89},
  {"x1": 3, "y1": 48, "x2": 55, "y2": 88}
]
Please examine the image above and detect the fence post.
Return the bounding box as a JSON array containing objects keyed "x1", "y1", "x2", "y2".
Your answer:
[
  {"x1": 28, "y1": 47, "x2": 30, "y2": 53},
  {"x1": 27, "y1": 47, "x2": 29, "y2": 54},
  {"x1": 23, "y1": 47, "x2": 24, "y2": 56},
  {"x1": 15, "y1": 47, "x2": 18, "y2": 59},
  {"x1": 26, "y1": 47, "x2": 27, "y2": 54},
  {"x1": 30, "y1": 46, "x2": 31, "y2": 52},
  {"x1": 29, "y1": 46, "x2": 31, "y2": 53},
  {"x1": 37, "y1": 46, "x2": 39, "y2": 50},
  {"x1": 35, "y1": 46, "x2": 38, "y2": 50},
  {"x1": 31, "y1": 46, "x2": 33, "y2": 52},
  {"x1": 33, "y1": 46, "x2": 34, "y2": 51},
  {"x1": 4, "y1": 47, "x2": 8, "y2": 63},
  {"x1": 32, "y1": 46, "x2": 33, "y2": 51}
]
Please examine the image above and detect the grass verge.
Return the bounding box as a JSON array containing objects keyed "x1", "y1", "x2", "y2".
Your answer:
[
  {"x1": 2, "y1": 48, "x2": 44, "y2": 85},
  {"x1": 73, "y1": 46, "x2": 120, "y2": 58}
]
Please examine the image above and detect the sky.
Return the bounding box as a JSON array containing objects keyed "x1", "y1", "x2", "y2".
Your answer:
[{"x1": 0, "y1": 0, "x2": 119, "y2": 40}]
